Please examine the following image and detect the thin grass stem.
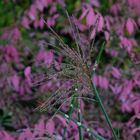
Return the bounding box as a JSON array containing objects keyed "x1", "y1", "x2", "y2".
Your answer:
[
  {"x1": 90, "y1": 42, "x2": 118, "y2": 140},
  {"x1": 77, "y1": 95, "x2": 83, "y2": 140},
  {"x1": 62, "y1": 94, "x2": 76, "y2": 140},
  {"x1": 58, "y1": 110, "x2": 106, "y2": 140}
]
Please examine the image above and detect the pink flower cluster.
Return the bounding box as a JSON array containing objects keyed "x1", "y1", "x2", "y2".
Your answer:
[{"x1": 22, "y1": 0, "x2": 65, "y2": 29}]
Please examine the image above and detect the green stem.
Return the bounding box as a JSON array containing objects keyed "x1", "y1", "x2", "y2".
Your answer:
[
  {"x1": 62, "y1": 94, "x2": 76, "y2": 140},
  {"x1": 90, "y1": 80, "x2": 118, "y2": 140},
  {"x1": 77, "y1": 96, "x2": 83, "y2": 140},
  {"x1": 59, "y1": 110, "x2": 106, "y2": 140},
  {"x1": 90, "y1": 42, "x2": 118, "y2": 140},
  {"x1": 91, "y1": 42, "x2": 105, "y2": 76}
]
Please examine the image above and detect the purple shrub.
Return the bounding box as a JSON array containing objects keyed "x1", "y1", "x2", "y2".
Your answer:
[{"x1": 0, "y1": 0, "x2": 140, "y2": 139}]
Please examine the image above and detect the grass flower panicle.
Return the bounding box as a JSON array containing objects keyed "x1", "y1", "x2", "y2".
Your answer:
[{"x1": 35, "y1": 10, "x2": 118, "y2": 140}]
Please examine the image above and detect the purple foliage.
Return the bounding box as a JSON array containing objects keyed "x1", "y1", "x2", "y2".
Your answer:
[{"x1": 0, "y1": 0, "x2": 140, "y2": 139}]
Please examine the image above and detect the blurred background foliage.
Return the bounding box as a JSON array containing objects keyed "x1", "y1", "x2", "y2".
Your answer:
[{"x1": 0, "y1": 0, "x2": 140, "y2": 139}]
